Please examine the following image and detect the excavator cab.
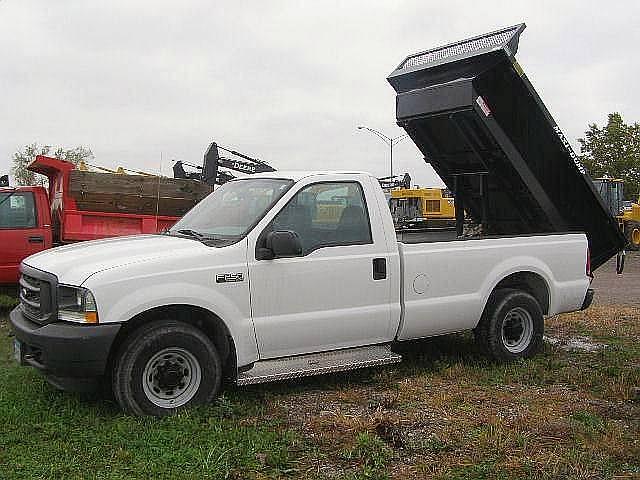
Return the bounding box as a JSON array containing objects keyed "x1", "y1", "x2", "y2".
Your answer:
[
  {"x1": 593, "y1": 178, "x2": 625, "y2": 217},
  {"x1": 593, "y1": 178, "x2": 640, "y2": 251}
]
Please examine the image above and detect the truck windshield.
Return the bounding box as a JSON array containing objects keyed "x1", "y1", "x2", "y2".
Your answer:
[
  {"x1": 170, "y1": 178, "x2": 293, "y2": 240},
  {"x1": 0, "y1": 191, "x2": 37, "y2": 229}
]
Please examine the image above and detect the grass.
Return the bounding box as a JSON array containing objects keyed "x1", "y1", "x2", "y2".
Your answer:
[
  {"x1": 0, "y1": 293, "x2": 18, "y2": 312},
  {"x1": 0, "y1": 304, "x2": 638, "y2": 479}
]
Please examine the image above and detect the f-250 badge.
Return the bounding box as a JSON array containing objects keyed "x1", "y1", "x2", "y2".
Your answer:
[{"x1": 216, "y1": 273, "x2": 244, "y2": 283}]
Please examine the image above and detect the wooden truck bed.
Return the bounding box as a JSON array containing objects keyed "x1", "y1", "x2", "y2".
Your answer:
[{"x1": 29, "y1": 155, "x2": 212, "y2": 242}]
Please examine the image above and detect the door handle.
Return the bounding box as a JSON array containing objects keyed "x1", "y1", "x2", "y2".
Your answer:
[
  {"x1": 372, "y1": 258, "x2": 386, "y2": 280},
  {"x1": 28, "y1": 235, "x2": 44, "y2": 243}
]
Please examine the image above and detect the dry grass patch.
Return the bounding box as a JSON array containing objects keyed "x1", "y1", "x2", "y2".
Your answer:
[
  {"x1": 547, "y1": 304, "x2": 640, "y2": 342},
  {"x1": 254, "y1": 304, "x2": 640, "y2": 479}
]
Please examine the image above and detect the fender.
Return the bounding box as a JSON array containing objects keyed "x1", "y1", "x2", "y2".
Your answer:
[
  {"x1": 477, "y1": 255, "x2": 554, "y2": 327},
  {"x1": 84, "y1": 278, "x2": 258, "y2": 368}
]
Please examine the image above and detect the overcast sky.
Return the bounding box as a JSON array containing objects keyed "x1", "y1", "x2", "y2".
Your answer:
[{"x1": 1, "y1": 1, "x2": 638, "y2": 187}]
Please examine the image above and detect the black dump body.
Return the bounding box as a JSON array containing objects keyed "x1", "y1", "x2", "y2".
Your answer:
[{"x1": 388, "y1": 24, "x2": 625, "y2": 269}]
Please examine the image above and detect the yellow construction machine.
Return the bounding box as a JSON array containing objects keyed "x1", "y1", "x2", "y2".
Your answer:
[
  {"x1": 594, "y1": 178, "x2": 640, "y2": 251},
  {"x1": 389, "y1": 187, "x2": 455, "y2": 229}
]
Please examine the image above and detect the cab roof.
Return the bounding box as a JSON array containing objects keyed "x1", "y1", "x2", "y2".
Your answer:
[{"x1": 248, "y1": 171, "x2": 372, "y2": 181}]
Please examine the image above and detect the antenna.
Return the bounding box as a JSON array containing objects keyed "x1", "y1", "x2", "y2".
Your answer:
[{"x1": 155, "y1": 152, "x2": 162, "y2": 228}]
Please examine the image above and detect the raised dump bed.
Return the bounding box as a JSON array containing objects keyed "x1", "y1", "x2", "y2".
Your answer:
[{"x1": 387, "y1": 23, "x2": 625, "y2": 269}]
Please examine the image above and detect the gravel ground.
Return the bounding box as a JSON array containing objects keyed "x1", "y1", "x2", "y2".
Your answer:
[{"x1": 591, "y1": 250, "x2": 640, "y2": 305}]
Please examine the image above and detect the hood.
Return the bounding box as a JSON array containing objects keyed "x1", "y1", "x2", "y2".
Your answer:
[{"x1": 23, "y1": 234, "x2": 205, "y2": 285}]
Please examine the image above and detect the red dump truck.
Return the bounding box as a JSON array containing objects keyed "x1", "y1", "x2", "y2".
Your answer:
[{"x1": 0, "y1": 155, "x2": 211, "y2": 284}]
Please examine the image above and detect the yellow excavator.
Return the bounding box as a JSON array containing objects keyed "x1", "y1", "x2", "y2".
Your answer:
[
  {"x1": 594, "y1": 178, "x2": 640, "y2": 251},
  {"x1": 389, "y1": 187, "x2": 456, "y2": 229}
]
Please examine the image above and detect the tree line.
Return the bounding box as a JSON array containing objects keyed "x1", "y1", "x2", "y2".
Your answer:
[
  {"x1": 580, "y1": 113, "x2": 640, "y2": 200},
  {"x1": 10, "y1": 143, "x2": 94, "y2": 186}
]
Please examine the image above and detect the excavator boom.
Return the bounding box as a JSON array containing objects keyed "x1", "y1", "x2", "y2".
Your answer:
[{"x1": 174, "y1": 142, "x2": 276, "y2": 187}]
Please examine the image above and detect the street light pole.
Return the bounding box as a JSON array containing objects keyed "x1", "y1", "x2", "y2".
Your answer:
[
  {"x1": 389, "y1": 141, "x2": 393, "y2": 180},
  {"x1": 356, "y1": 125, "x2": 408, "y2": 178}
]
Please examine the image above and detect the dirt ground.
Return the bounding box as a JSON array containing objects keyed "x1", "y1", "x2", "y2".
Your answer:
[{"x1": 591, "y1": 250, "x2": 640, "y2": 305}]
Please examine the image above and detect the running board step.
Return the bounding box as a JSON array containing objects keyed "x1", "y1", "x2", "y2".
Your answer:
[{"x1": 236, "y1": 344, "x2": 402, "y2": 386}]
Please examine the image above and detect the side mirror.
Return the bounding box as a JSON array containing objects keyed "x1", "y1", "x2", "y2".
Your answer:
[
  {"x1": 0, "y1": 175, "x2": 8, "y2": 187},
  {"x1": 256, "y1": 247, "x2": 275, "y2": 260},
  {"x1": 257, "y1": 230, "x2": 303, "y2": 260}
]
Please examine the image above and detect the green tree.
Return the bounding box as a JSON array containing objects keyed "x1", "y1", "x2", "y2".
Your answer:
[
  {"x1": 10, "y1": 143, "x2": 94, "y2": 186},
  {"x1": 579, "y1": 113, "x2": 640, "y2": 200}
]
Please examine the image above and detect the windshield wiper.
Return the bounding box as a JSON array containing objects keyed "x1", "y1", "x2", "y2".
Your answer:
[
  {"x1": 0, "y1": 189, "x2": 17, "y2": 208},
  {"x1": 175, "y1": 229, "x2": 205, "y2": 240},
  {"x1": 168, "y1": 228, "x2": 235, "y2": 246}
]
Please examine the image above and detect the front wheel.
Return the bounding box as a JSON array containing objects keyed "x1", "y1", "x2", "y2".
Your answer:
[
  {"x1": 474, "y1": 289, "x2": 544, "y2": 362},
  {"x1": 112, "y1": 320, "x2": 222, "y2": 416}
]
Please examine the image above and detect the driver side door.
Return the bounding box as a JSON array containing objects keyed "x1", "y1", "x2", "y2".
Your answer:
[{"x1": 247, "y1": 179, "x2": 395, "y2": 359}]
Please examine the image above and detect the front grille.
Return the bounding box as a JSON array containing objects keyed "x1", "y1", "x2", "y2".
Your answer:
[
  {"x1": 18, "y1": 266, "x2": 57, "y2": 325},
  {"x1": 19, "y1": 274, "x2": 42, "y2": 319}
]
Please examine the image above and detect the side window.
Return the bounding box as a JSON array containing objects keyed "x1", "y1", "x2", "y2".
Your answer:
[
  {"x1": 269, "y1": 181, "x2": 372, "y2": 254},
  {"x1": 0, "y1": 192, "x2": 37, "y2": 229}
]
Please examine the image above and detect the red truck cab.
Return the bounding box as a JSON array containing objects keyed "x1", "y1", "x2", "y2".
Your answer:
[{"x1": 0, "y1": 186, "x2": 53, "y2": 283}]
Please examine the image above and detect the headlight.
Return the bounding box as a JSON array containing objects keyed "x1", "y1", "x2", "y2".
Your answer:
[{"x1": 57, "y1": 285, "x2": 99, "y2": 324}]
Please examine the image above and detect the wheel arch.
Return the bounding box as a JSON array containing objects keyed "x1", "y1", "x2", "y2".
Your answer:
[
  {"x1": 106, "y1": 304, "x2": 238, "y2": 379},
  {"x1": 483, "y1": 270, "x2": 550, "y2": 318}
]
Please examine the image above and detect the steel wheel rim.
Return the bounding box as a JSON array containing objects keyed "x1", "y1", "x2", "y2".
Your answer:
[
  {"x1": 142, "y1": 347, "x2": 202, "y2": 408},
  {"x1": 501, "y1": 307, "x2": 533, "y2": 354}
]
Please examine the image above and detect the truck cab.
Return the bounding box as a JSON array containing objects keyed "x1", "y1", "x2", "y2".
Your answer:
[{"x1": 0, "y1": 186, "x2": 52, "y2": 284}]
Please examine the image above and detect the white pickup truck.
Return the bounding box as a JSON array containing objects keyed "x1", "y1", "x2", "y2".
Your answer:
[{"x1": 11, "y1": 171, "x2": 593, "y2": 415}]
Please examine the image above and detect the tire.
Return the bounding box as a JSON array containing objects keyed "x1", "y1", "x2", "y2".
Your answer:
[
  {"x1": 625, "y1": 221, "x2": 640, "y2": 251},
  {"x1": 474, "y1": 289, "x2": 544, "y2": 362},
  {"x1": 112, "y1": 319, "x2": 222, "y2": 416}
]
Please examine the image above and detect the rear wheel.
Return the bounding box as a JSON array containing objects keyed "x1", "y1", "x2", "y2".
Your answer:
[
  {"x1": 112, "y1": 320, "x2": 222, "y2": 416},
  {"x1": 475, "y1": 289, "x2": 544, "y2": 362},
  {"x1": 625, "y1": 221, "x2": 640, "y2": 251}
]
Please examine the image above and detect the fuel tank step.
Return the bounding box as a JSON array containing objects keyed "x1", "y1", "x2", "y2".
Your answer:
[{"x1": 236, "y1": 344, "x2": 402, "y2": 386}]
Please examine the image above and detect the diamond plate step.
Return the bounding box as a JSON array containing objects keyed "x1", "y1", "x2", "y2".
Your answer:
[{"x1": 236, "y1": 344, "x2": 402, "y2": 386}]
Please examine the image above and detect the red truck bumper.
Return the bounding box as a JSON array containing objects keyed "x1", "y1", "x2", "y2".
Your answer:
[{"x1": 0, "y1": 264, "x2": 20, "y2": 284}]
